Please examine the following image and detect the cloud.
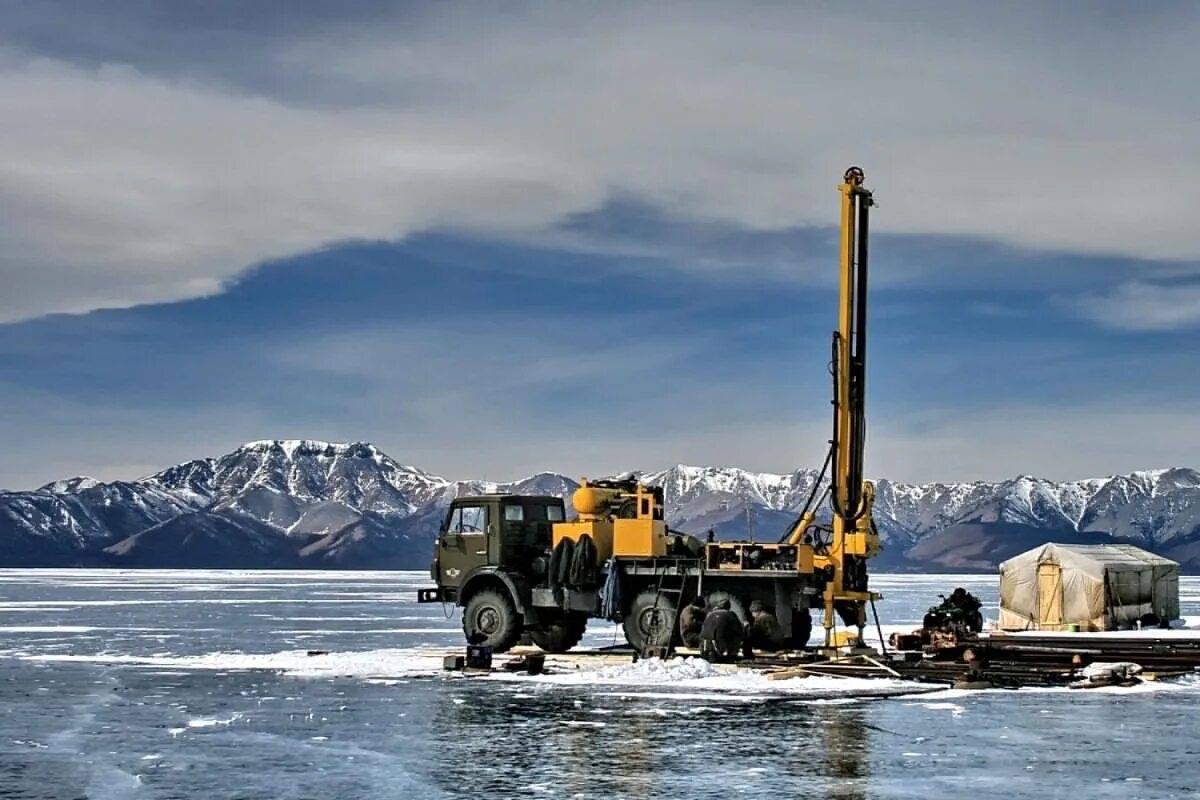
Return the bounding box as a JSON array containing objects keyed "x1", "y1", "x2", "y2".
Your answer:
[
  {"x1": 0, "y1": 55, "x2": 607, "y2": 322},
  {"x1": 2, "y1": 3, "x2": 1200, "y2": 322},
  {"x1": 1, "y1": 270, "x2": 1195, "y2": 489},
  {"x1": 1071, "y1": 280, "x2": 1200, "y2": 331}
]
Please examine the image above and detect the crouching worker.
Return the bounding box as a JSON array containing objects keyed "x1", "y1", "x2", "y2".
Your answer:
[
  {"x1": 699, "y1": 599, "x2": 743, "y2": 662},
  {"x1": 744, "y1": 599, "x2": 786, "y2": 655},
  {"x1": 679, "y1": 596, "x2": 707, "y2": 649}
]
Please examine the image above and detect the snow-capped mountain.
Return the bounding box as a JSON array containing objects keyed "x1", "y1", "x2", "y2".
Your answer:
[
  {"x1": 644, "y1": 464, "x2": 1200, "y2": 569},
  {"x1": 1, "y1": 441, "x2": 1198, "y2": 570}
]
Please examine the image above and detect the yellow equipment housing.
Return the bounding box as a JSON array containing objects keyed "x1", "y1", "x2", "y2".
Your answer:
[
  {"x1": 704, "y1": 540, "x2": 815, "y2": 574},
  {"x1": 553, "y1": 479, "x2": 668, "y2": 562}
]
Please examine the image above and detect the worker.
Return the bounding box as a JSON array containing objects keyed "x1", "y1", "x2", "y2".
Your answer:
[
  {"x1": 744, "y1": 600, "x2": 785, "y2": 654},
  {"x1": 699, "y1": 598, "x2": 742, "y2": 662},
  {"x1": 948, "y1": 587, "x2": 984, "y2": 632},
  {"x1": 679, "y1": 596, "x2": 707, "y2": 649}
]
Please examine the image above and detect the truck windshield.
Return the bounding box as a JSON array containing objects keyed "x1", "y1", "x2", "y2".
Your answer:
[{"x1": 447, "y1": 505, "x2": 487, "y2": 533}]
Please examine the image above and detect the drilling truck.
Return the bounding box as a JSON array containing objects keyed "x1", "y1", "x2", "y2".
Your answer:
[{"x1": 418, "y1": 167, "x2": 881, "y2": 654}]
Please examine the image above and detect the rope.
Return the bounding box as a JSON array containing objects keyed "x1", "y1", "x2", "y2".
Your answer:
[{"x1": 870, "y1": 596, "x2": 888, "y2": 658}]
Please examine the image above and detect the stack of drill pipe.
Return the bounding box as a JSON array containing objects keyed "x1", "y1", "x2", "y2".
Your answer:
[
  {"x1": 890, "y1": 632, "x2": 1200, "y2": 688},
  {"x1": 893, "y1": 659, "x2": 1080, "y2": 688},
  {"x1": 985, "y1": 633, "x2": 1200, "y2": 672}
]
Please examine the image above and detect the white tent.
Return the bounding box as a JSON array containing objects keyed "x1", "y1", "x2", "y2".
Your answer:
[{"x1": 998, "y1": 543, "x2": 1179, "y2": 632}]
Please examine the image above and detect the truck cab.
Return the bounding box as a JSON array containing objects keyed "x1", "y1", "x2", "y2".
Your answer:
[
  {"x1": 430, "y1": 494, "x2": 565, "y2": 599},
  {"x1": 420, "y1": 493, "x2": 595, "y2": 653}
]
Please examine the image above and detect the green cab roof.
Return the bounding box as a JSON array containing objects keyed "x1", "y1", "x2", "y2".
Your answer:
[{"x1": 452, "y1": 494, "x2": 564, "y2": 504}]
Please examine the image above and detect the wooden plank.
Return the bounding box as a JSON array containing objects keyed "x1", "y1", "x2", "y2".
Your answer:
[
  {"x1": 767, "y1": 665, "x2": 855, "y2": 681},
  {"x1": 861, "y1": 654, "x2": 902, "y2": 678}
]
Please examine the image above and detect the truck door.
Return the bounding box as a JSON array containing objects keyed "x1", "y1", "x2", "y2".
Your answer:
[{"x1": 439, "y1": 503, "x2": 492, "y2": 590}]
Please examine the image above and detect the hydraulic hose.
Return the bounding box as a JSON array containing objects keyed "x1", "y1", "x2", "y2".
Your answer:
[{"x1": 778, "y1": 444, "x2": 833, "y2": 544}]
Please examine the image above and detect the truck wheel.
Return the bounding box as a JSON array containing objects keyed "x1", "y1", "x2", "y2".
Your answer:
[
  {"x1": 530, "y1": 613, "x2": 588, "y2": 653},
  {"x1": 462, "y1": 589, "x2": 522, "y2": 652},
  {"x1": 623, "y1": 591, "x2": 678, "y2": 653}
]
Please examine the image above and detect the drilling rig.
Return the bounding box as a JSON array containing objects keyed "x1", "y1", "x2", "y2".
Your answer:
[
  {"x1": 782, "y1": 166, "x2": 881, "y2": 646},
  {"x1": 419, "y1": 168, "x2": 881, "y2": 654}
]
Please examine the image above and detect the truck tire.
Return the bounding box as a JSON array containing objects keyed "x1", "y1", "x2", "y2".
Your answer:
[
  {"x1": 530, "y1": 613, "x2": 588, "y2": 653},
  {"x1": 623, "y1": 591, "x2": 678, "y2": 653},
  {"x1": 462, "y1": 588, "x2": 522, "y2": 652}
]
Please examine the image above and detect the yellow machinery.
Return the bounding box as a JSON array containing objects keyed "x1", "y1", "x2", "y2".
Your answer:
[
  {"x1": 553, "y1": 168, "x2": 881, "y2": 650},
  {"x1": 784, "y1": 166, "x2": 881, "y2": 646},
  {"x1": 553, "y1": 478, "x2": 669, "y2": 561}
]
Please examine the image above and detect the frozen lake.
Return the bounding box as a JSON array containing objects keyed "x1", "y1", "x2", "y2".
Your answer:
[{"x1": 2, "y1": 570, "x2": 1199, "y2": 799}]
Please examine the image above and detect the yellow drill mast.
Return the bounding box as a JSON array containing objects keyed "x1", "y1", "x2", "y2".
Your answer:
[
  {"x1": 787, "y1": 167, "x2": 880, "y2": 648},
  {"x1": 825, "y1": 166, "x2": 880, "y2": 644}
]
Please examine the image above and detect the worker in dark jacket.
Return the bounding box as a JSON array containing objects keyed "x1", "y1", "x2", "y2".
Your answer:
[
  {"x1": 679, "y1": 596, "x2": 707, "y2": 649},
  {"x1": 699, "y1": 598, "x2": 742, "y2": 662},
  {"x1": 745, "y1": 599, "x2": 785, "y2": 653}
]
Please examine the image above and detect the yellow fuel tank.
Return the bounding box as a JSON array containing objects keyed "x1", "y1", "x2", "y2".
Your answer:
[{"x1": 572, "y1": 486, "x2": 620, "y2": 517}]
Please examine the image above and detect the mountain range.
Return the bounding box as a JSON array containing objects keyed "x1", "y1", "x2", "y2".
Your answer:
[{"x1": 2, "y1": 439, "x2": 1198, "y2": 572}]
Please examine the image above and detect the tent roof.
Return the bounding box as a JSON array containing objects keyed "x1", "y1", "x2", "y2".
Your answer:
[{"x1": 1000, "y1": 542, "x2": 1178, "y2": 576}]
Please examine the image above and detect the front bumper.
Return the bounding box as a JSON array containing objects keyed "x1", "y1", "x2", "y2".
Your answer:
[{"x1": 417, "y1": 586, "x2": 454, "y2": 603}]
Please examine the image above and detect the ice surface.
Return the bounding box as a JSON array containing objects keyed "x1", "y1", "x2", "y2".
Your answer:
[{"x1": 5, "y1": 570, "x2": 1200, "y2": 800}]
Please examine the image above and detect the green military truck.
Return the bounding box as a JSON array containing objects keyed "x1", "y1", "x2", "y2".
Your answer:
[{"x1": 417, "y1": 487, "x2": 821, "y2": 654}]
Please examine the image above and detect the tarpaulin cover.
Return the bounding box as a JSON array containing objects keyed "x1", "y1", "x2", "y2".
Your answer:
[{"x1": 998, "y1": 543, "x2": 1179, "y2": 631}]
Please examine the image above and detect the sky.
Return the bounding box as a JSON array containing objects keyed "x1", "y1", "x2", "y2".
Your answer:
[{"x1": 0, "y1": 1, "x2": 1198, "y2": 489}]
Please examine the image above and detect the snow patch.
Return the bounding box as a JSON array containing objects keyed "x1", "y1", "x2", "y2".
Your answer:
[
  {"x1": 17, "y1": 647, "x2": 444, "y2": 678},
  {"x1": 186, "y1": 713, "x2": 242, "y2": 728},
  {"x1": 488, "y1": 656, "x2": 940, "y2": 700},
  {"x1": 914, "y1": 701, "x2": 966, "y2": 716},
  {"x1": 0, "y1": 625, "x2": 97, "y2": 633}
]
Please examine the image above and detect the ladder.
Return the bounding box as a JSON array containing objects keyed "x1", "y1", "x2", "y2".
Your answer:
[{"x1": 645, "y1": 559, "x2": 689, "y2": 658}]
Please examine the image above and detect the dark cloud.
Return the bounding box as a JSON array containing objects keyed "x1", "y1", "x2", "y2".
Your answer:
[{"x1": 1, "y1": 2, "x2": 1198, "y2": 322}]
